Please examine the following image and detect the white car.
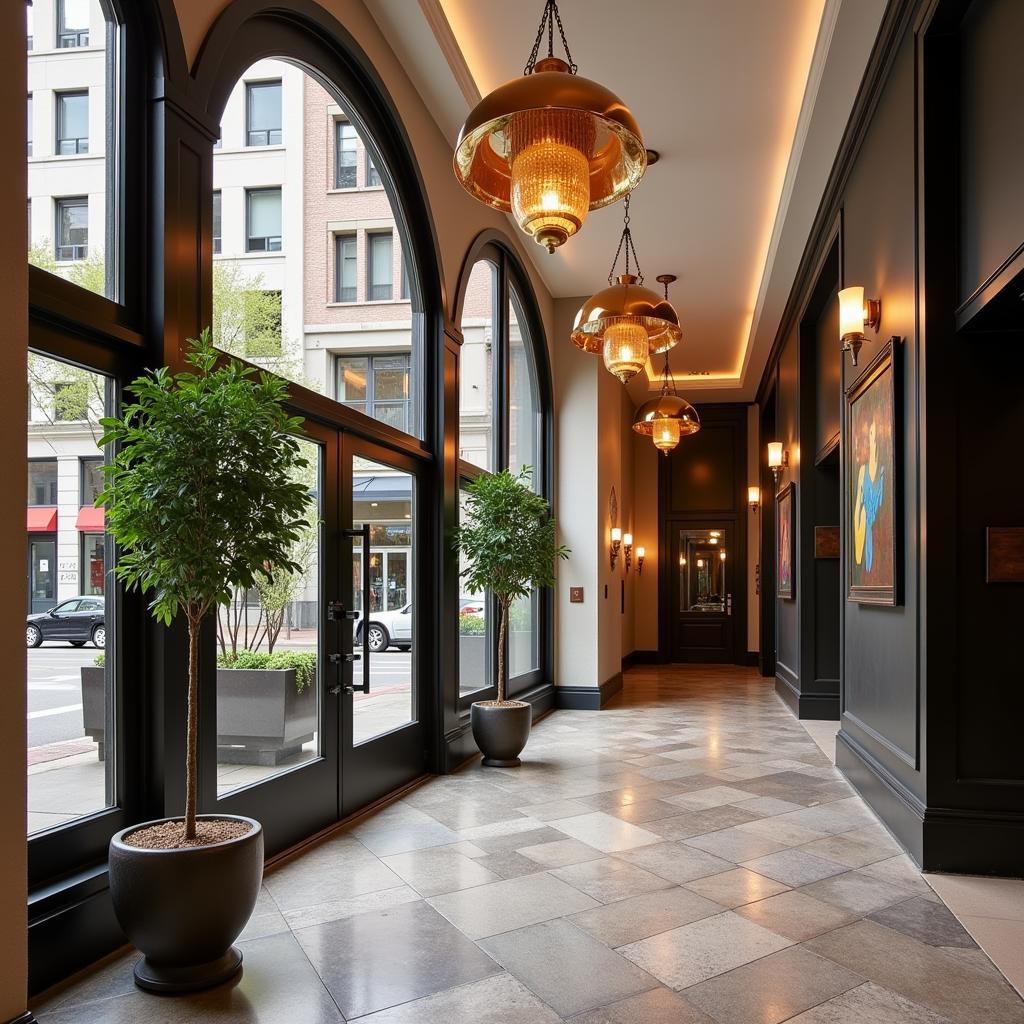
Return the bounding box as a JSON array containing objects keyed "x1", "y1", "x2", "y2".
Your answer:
[{"x1": 356, "y1": 604, "x2": 412, "y2": 653}]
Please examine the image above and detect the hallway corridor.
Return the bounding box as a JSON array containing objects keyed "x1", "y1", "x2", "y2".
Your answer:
[{"x1": 32, "y1": 667, "x2": 1024, "y2": 1023}]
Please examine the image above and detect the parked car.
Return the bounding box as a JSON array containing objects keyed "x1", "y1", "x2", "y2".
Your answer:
[
  {"x1": 355, "y1": 604, "x2": 412, "y2": 653},
  {"x1": 26, "y1": 596, "x2": 105, "y2": 649}
]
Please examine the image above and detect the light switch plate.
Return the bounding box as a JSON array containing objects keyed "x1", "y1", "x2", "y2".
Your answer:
[{"x1": 569, "y1": 587, "x2": 584, "y2": 603}]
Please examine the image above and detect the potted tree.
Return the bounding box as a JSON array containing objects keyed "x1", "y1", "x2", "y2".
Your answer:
[
  {"x1": 455, "y1": 467, "x2": 568, "y2": 766},
  {"x1": 98, "y1": 331, "x2": 312, "y2": 992}
]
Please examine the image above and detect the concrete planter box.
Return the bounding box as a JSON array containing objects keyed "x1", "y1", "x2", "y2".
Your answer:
[
  {"x1": 216, "y1": 668, "x2": 316, "y2": 766},
  {"x1": 459, "y1": 634, "x2": 486, "y2": 686},
  {"x1": 80, "y1": 665, "x2": 106, "y2": 760}
]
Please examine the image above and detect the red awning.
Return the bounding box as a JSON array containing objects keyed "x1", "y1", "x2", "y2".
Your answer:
[
  {"x1": 26, "y1": 507, "x2": 58, "y2": 532},
  {"x1": 75, "y1": 506, "x2": 105, "y2": 532}
]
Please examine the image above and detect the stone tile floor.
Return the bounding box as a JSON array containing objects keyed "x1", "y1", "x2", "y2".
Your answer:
[{"x1": 31, "y1": 666, "x2": 1024, "y2": 1023}]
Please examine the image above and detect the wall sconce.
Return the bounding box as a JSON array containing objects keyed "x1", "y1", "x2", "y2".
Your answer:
[
  {"x1": 748, "y1": 485, "x2": 760, "y2": 513},
  {"x1": 719, "y1": 549, "x2": 727, "y2": 561},
  {"x1": 679, "y1": 554, "x2": 686, "y2": 567},
  {"x1": 610, "y1": 527, "x2": 621, "y2": 570},
  {"x1": 623, "y1": 533, "x2": 634, "y2": 571},
  {"x1": 767, "y1": 442, "x2": 789, "y2": 487},
  {"x1": 636, "y1": 546, "x2": 645, "y2": 575},
  {"x1": 838, "y1": 286, "x2": 881, "y2": 366}
]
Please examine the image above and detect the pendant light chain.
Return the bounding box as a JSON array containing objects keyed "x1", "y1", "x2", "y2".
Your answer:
[
  {"x1": 661, "y1": 351, "x2": 677, "y2": 397},
  {"x1": 524, "y1": 0, "x2": 578, "y2": 75},
  {"x1": 606, "y1": 194, "x2": 645, "y2": 285}
]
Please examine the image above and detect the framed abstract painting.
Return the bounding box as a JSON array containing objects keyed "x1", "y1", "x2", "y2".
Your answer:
[
  {"x1": 776, "y1": 483, "x2": 795, "y2": 600},
  {"x1": 845, "y1": 338, "x2": 901, "y2": 605}
]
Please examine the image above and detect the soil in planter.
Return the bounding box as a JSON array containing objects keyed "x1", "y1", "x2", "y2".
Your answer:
[
  {"x1": 474, "y1": 700, "x2": 530, "y2": 708},
  {"x1": 123, "y1": 818, "x2": 252, "y2": 850}
]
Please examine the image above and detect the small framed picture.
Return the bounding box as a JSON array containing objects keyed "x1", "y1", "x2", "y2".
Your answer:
[{"x1": 776, "y1": 482, "x2": 795, "y2": 600}]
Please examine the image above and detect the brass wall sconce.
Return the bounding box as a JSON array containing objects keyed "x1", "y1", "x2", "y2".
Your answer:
[
  {"x1": 636, "y1": 546, "x2": 645, "y2": 575},
  {"x1": 623, "y1": 533, "x2": 634, "y2": 571},
  {"x1": 719, "y1": 549, "x2": 727, "y2": 562},
  {"x1": 838, "y1": 286, "x2": 881, "y2": 366},
  {"x1": 610, "y1": 527, "x2": 622, "y2": 570},
  {"x1": 748, "y1": 485, "x2": 761, "y2": 513},
  {"x1": 767, "y1": 442, "x2": 789, "y2": 487}
]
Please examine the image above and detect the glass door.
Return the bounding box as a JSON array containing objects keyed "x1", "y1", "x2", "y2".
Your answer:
[
  {"x1": 341, "y1": 436, "x2": 426, "y2": 814},
  {"x1": 28, "y1": 537, "x2": 57, "y2": 614},
  {"x1": 672, "y1": 525, "x2": 735, "y2": 663}
]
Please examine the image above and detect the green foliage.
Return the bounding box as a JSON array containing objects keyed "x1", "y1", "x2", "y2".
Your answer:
[
  {"x1": 29, "y1": 242, "x2": 106, "y2": 296},
  {"x1": 455, "y1": 468, "x2": 568, "y2": 604},
  {"x1": 454, "y1": 467, "x2": 567, "y2": 701},
  {"x1": 217, "y1": 650, "x2": 317, "y2": 693},
  {"x1": 93, "y1": 653, "x2": 105, "y2": 667},
  {"x1": 98, "y1": 330, "x2": 312, "y2": 628},
  {"x1": 458, "y1": 612, "x2": 485, "y2": 636}
]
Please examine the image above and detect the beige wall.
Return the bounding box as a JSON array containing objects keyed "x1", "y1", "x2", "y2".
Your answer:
[{"x1": 0, "y1": 0, "x2": 29, "y2": 1012}]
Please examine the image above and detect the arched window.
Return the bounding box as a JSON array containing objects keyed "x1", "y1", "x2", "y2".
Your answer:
[{"x1": 456, "y1": 237, "x2": 552, "y2": 702}]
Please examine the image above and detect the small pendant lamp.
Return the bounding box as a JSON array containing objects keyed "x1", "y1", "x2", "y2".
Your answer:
[
  {"x1": 571, "y1": 195, "x2": 681, "y2": 383},
  {"x1": 633, "y1": 350, "x2": 700, "y2": 454},
  {"x1": 453, "y1": 0, "x2": 647, "y2": 254}
]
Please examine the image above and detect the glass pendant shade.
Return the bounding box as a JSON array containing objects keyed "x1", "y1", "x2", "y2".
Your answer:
[
  {"x1": 509, "y1": 108, "x2": 593, "y2": 252},
  {"x1": 572, "y1": 275, "x2": 682, "y2": 356},
  {"x1": 454, "y1": 57, "x2": 646, "y2": 251},
  {"x1": 602, "y1": 321, "x2": 648, "y2": 383},
  {"x1": 652, "y1": 416, "x2": 681, "y2": 453}
]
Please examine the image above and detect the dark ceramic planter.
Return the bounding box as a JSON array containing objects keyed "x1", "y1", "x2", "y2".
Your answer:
[
  {"x1": 471, "y1": 701, "x2": 532, "y2": 767},
  {"x1": 109, "y1": 814, "x2": 263, "y2": 993}
]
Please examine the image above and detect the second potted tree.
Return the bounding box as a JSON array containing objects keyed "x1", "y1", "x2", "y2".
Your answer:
[{"x1": 455, "y1": 468, "x2": 568, "y2": 766}]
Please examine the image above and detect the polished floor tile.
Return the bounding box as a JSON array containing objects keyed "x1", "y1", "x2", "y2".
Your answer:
[
  {"x1": 353, "y1": 971, "x2": 562, "y2": 1024},
  {"x1": 683, "y1": 945, "x2": 862, "y2": 1024},
  {"x1": 618, "y1": 910, "x2": 794, "y2": 989},
  {"x1": 426, "y1": 870, "x2": 599, "y2": 939},
  {"x1": 478, "y1": 918, "x2": 659, "y2": 1018},
  {"x1": 35, "y1": 664, "x2": 1024, "y2": 1024},
  {"x1": 294, "y1": 900, "x2": 501, "y2": 1019}
]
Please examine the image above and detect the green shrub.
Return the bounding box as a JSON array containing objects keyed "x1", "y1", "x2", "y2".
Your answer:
[
  {"x1": 94, "y1": 653, "x2": 105, "y2": 667},
  {"x1": 217, "y1": 650, "x2": 317, "y2": 693},
  {"x1": 458, "y1": 613, "x2": 485, "y2": 636}
]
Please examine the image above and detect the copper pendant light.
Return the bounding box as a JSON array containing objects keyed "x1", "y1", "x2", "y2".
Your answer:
[
  {"x1": 633, "y1": 350, "x2": 700, "y2": 454},
  {"x1": 453, "y1": 0, "x2": 647, "y2": 253},
  {"x1": 572, "y1": 197, "x2": 682, "y2": 384}
]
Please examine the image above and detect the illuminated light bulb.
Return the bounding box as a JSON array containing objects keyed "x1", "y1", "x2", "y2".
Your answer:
[
  {"x1": 720, "y1": 550, "x2": 727, "y2": 561},
  {"x1": 509, "y1": 109, "x2": 593, "y2": 254},
  {"x1": 602, "y1": 322, "x2": 649, "y2": 383},
  {"x1": 838, "y1": 286, "x2": 866, "y2": 340},
  {"x1": 767, "y1": 442, "x2": 784, "y2": 469},
  {"x1": 652, "y1": 416, "x2": 681, "y2": 454},
  {"x1": 679, "y1": 555, "x2": 686, "y2": 566},
  {"x1": 697, "y1": 558, "x2": 704, "y2": 569}
]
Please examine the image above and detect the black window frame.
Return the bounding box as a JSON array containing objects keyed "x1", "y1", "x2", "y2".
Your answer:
[
  {"x1": 245, "y1": 186, "x2": 282, "y2": 252},
  {"x1": 366, "y1": 229, "x2": 393, "y2": 301},
  {"x1": 335, "y1": 119, "x2": 357, "y2": 188},
  {"x1": 57, "y1": 0, "x2": 90, "y2": 48},
  {"x1": 55, "y1": 90, "x2": 89, "y2": 155},
  {"x1": 245, "y1": 79, "x2": 282, "y2": 147},
  {"x1": 453, "y1": 238, "x2": 554, "y2": 706},
  {"x1": 334, "y1": 231, "x2": 356, "y2": 302}
]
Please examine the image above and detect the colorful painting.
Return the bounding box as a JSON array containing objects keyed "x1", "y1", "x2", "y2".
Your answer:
[
  {"x1": 846, "y1": 340, "x2": 899, "y2": 605},
  {"x1": 777, "y1": 483, "x2": 794, "y2": 600}
]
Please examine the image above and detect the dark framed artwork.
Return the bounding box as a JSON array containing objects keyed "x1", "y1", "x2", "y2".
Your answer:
[
  {"x1": 776, "y1": 483, "x2": 795, "y2": 600},
  {"x1": 845, "y1": 338, "x2": 901, "y2": 605}
]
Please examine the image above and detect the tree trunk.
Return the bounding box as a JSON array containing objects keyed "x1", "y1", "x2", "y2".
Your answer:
[
  {"x1": 184, "y1": 614, "x2": 200, "y2": 840},
  {"x1": 497, "y1": 597, "x2": 508, "y2": 704}
]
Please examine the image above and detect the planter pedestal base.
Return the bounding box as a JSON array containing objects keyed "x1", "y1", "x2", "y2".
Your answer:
[
  {"x1": 134, "y1": 947, "x2": 242, "y2": 993},
  {"x1": 481, "y1": 756, "x2": 522, "y2": 767}
]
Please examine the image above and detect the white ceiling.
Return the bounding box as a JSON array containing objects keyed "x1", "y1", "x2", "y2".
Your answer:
[{"x1": 367, "y1": 0, "x2": 888, "y2": 403}]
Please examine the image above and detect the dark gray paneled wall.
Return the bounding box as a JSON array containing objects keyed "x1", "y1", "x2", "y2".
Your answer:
[{"x1": 774, "y1": 330, "x2": 800, "y2": 695}]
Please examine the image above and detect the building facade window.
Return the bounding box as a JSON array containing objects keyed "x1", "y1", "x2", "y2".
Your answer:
[
  {"x1": 81, "y1": 535, "x2": 105, "y2": 595},
  {"x1": 56, "y1": 91, "x2": 89, "y2": 155},
  {"x1": 335, "y1": 121, "x2": 357, "y2": 188},
  {"x1": 55, "y1": 197, "x2": 88, "y2": 261},
  {"x1": 335, "y1": 232, "x2": 356, "y2": 301},
  {"x1": 367, "y1": 231, "x2": 393, "y2": 300},
  {"x1": 80, "y1": 456, "x2": 103, "y2": 505},
  {"x1": 246, "y1": 80, "x2": 282, "y2": 147},
  {"x1": 27, "y1": 94, "x2": 32, "y2": 156},
  {"x1": 212, "y1": 190, "x2": 222, "y2": 254},
  {"x1": 28, "y1": 460, "x2": 58, "y2": 506},
  {"x1": 337, "y1": 353, "x2": 411, "y2": 432},
  {"x1": 57, "y1": 0, "x2": 89, "y2": 48},
  {"x1": 366, "y1": 153, "x2": 381, "y2": 187},
  {"x1": 246, "y1": 187, "x2": 281, "y2": 252}
]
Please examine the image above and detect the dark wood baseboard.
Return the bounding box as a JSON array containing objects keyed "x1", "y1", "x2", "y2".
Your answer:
[
  {"x1": 922, "y1": 806, "x2": 1024, "y2": 875},
  {"x1": 623, "y1": 650, "x2": 660, "y2": 668},
  {"x1": 745, "y1": 651, "x2": 759, "y2": 666},
  {"x1": 775, "y1": 674, "x2": 839, "y2": 721},
  {"x1": 836, "y1": 727, "x2": 924, "y2": 866},
  {"x1": 774, "y1": 673, "x2": 799, "y2": 716},
  {"x1": 555, "y1": 673, "x2": 623, "y2": 710}
]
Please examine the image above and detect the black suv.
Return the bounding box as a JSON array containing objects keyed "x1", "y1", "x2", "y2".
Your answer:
[{"x1": 26, "y1": 597, "x2": 105, "y2": 648}]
